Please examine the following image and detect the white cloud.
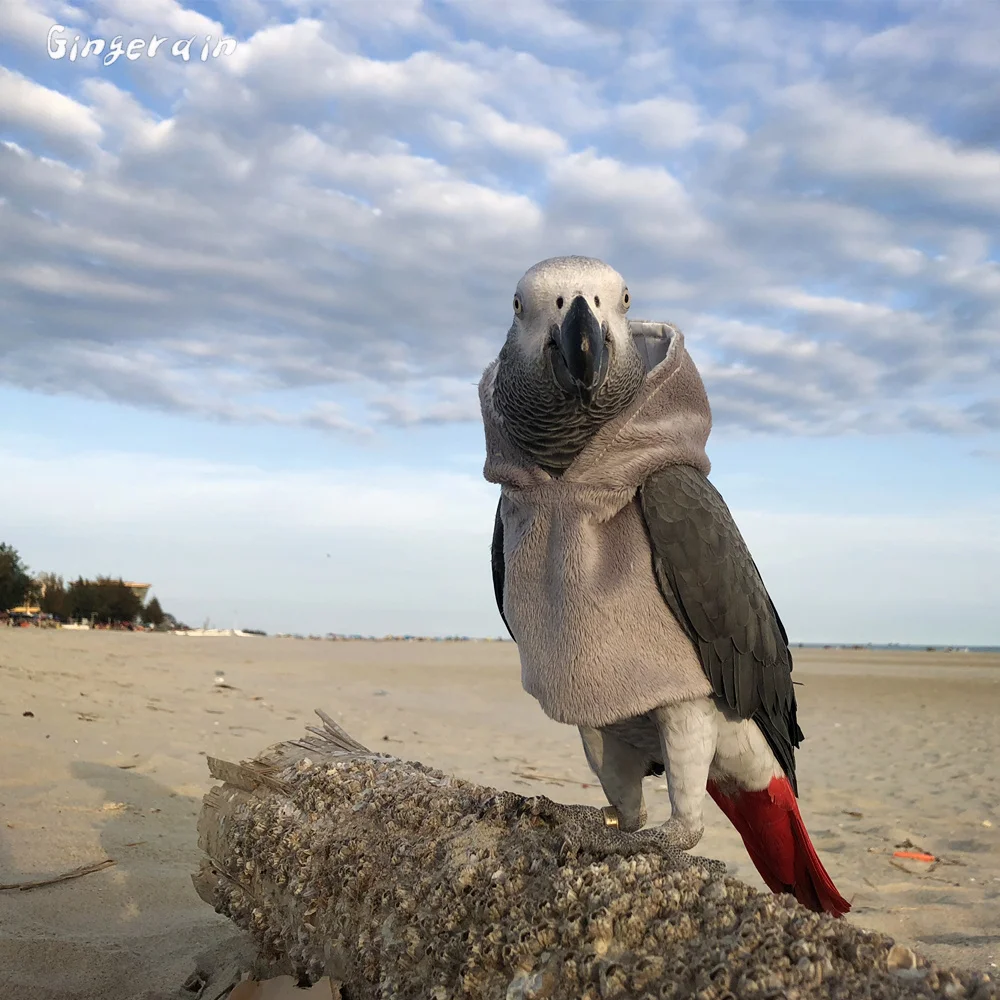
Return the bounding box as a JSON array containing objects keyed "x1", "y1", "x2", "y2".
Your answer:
[
  {"x1": 89, "y1": 0, "x2": 222, "y2": 38},
  {"x1": 546, "y1": 150, "x2": 715, "y2": 254},
  {"x1": 441, "y1": 0, "x2": 612, "y2": 48},
  {"x1": 2, "y1": 261, "x2": 169, "y2": 301},
  {"x1": 0, "y1": 67, "x2": 102, "y2": 151},
  {"x1": 0, "y1": 0, "x2": 997, "y2": 438},
  {"x1": 618, "y1": 97, "x2": 746, "y2": 150},
  {"x1": 774, "y1": 81, "x2": 1000, "y2": 212},
  {"x1": 851, "y1": 3, "x2": 1000, "y2": 72},
  {"x1": 0, "y1": 0, "x2": 87, "y2": 51},
  {"x1": 433, "y1": 106, "x2": 567, "y2": 160}
]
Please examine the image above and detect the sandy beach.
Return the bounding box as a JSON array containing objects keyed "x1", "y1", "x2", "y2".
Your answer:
[{"x1": 0, "y1": 630, "x2": 997, "y2": 999}]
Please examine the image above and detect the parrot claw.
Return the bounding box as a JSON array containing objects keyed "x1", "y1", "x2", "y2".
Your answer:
[
  {"x1": 525, "y1": 799, "x2": 724, "y2": 873},
  {"x1": 648, "y1": 817, "x2": 705, "y2": 851},
  {"x1": 607, "y1": 822, "x2": 725, "y2": 874}
]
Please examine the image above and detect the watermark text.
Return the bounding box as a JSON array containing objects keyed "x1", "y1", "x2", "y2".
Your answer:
[{"x1": 47, "y1": 25, "x2": 237, "y2": 65}]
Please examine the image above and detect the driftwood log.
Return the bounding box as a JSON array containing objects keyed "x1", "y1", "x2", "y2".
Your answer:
[{"x1": 194, "y1": 711, "x2": 997, "y2": 1000}]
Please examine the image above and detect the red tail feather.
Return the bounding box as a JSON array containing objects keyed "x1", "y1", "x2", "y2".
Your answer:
[{"x1": 707, "y1": 776, "x2": 850, "y2": 917}]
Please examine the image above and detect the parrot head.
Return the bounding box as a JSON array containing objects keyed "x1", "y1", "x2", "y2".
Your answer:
[
  {"x1": 492, "y1": 256, "x2": 647, "y2": 473},
  {"x1": 506, "y1": 256, "x2": 641, "y2": 408}
]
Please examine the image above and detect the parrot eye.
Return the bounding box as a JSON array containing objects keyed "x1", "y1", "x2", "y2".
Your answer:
[
  {"x1": 622, "y1": 289, "x2": 630, "y2": 310},
  {"x1": 556, "y1": 296, "x2": 564, "y2": 309},
  {"x1": 513, "y1": 295, "x2": 522, "y2": 315}
]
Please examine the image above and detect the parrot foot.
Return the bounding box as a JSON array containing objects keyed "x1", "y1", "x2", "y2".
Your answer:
[
  {"x1": 605, "y1": 824, "x2": 724, "y2": 875},
  {"x1": 644, "y1": 817, "x2": 705, "y2": 851},
  {"x1": 515, "y1": 798, "x2": 726, "y2": 875}
]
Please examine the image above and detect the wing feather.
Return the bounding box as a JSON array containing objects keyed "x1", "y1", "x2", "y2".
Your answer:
[
  {"x1": 639, "y1": 465, "x2": 803, "y2": 791},
  {"x1": 491, "y1": 498, "x2": 516, "y2": 641}
]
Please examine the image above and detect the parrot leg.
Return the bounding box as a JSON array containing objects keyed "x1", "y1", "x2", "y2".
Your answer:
[
  {"x1": 578, "y1": 725, "x2": 649, "y2": 831},
  {"x1": 648, "y1": 697, "x2": 719, "y2": 850}
]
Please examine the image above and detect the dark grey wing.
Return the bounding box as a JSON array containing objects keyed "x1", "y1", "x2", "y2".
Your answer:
[
  {"x1": 639, "y1": 465, "x2": 804, "y2": 792},
  {"x1": 491, "y1": 498, "x2": 515, "y2": 641}
]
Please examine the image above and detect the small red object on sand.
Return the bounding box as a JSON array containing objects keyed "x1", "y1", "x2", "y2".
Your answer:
[{"x1": 893, "y1": 850, "x2": 936, "y2": 862}]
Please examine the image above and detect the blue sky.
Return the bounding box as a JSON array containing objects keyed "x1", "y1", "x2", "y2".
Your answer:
[{"x1": 0, "y1": 0, "x2": 997, "y2": 642}]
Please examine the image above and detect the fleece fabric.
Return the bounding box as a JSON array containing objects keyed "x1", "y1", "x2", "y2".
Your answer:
[{"x1": 480, "y1": 323, "x2": 715, "y2": 729}]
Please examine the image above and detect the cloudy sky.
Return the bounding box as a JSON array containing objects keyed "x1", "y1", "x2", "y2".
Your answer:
[{"x1": 1, "y1": 0, "x2": 997, "y2": 642}]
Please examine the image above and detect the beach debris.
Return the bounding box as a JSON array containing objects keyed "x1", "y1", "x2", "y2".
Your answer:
[
  {"x1": 192, "y1": 709, "x2": 999, "y2": 999},
  {"x1": 0, "y1": 858, "x2": 115, "y2": 892},
  {"x1": 214, "y1": 670, "x2": 237, "y2": 690},
  {"x1": 892, "y1": 839, "x2": 938, "y2": 864},
  {"x1": 22, "y1": 710, "x2": 33, "y2": 718}
]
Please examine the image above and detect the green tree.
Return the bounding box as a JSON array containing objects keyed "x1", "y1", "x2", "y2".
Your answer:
[
  {"x1": 24, "y1": 577, "x2": 43, "y2": 607},
  {"x1": 0, "y1": 543, "x2": 31, "y2": 612},
  {"x1": 142, "y1": 596, "x2": 165, "y2": 627},
  {"x1": 67, "y1": 577, "x2": 143, "y2": 625},
  {"x1": 37, "y1": 573, "x2": 73, "y2": 620}
]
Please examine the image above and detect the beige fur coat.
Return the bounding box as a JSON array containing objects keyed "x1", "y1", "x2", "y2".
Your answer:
[{"x1": 480, "y1": 325, "x2": 715, "y2": 729}]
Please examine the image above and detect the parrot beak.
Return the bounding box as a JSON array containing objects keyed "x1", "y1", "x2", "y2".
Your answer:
[{"x1": 552, "y1": 295, "x2": 609, "y2": 406}]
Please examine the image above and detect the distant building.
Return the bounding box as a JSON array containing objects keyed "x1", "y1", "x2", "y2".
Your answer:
[{"x1": 124, "y1": 582, "x2": 152, "y2": 603}]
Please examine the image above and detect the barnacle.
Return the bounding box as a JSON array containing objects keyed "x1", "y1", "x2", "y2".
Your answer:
[{"x1": 193, "y1": 711, "x2": 998, "y2": 1000}]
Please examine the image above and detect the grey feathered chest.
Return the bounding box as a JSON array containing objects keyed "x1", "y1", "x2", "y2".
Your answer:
[{"x1": 491, "y1": 337, "x2": 644, "y2": 474}]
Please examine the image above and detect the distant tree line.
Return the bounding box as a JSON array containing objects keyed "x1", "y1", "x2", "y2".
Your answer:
[
  {"x1": 0, "y1": 542, "x2": 170, "y2": 626},
  {"x1": 37, "y1": 574, "x2": 166, "y2": 626}
]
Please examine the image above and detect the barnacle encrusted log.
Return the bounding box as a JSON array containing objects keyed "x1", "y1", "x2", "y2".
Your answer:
[{"x1": 194, "y1": 711, "x2": 997, "y2": 1000}]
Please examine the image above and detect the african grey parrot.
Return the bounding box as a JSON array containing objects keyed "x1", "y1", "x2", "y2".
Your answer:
[{"x1": 480, "y1": 256, "x2": 849, "y2": 917}]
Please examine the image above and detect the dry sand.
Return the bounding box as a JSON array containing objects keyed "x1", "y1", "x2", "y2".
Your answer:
[{"x1": 0, "y1": 631, "x2": 997, "y2": 999}]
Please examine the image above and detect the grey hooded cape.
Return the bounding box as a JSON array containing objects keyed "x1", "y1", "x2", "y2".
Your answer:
[{"x1": 480, "y1": 324, "x2": 717, "y2": 729}]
